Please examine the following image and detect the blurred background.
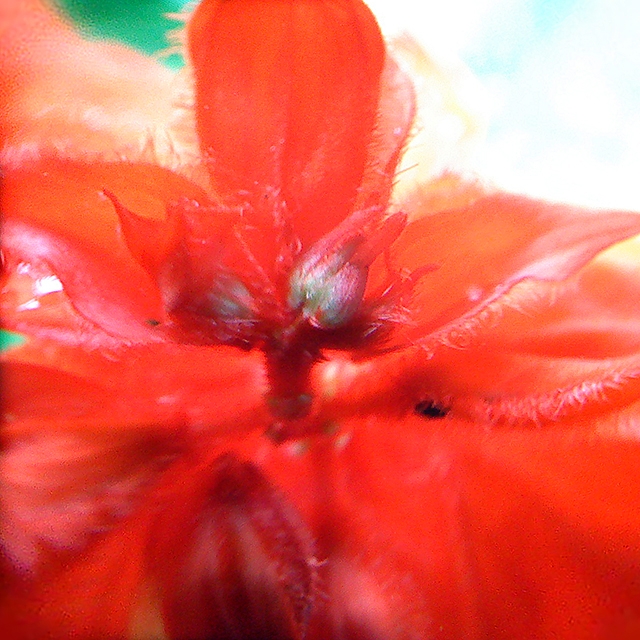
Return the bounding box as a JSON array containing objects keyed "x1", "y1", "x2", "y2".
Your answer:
[{"x1": 52, "y1": 0, "x2": 640, "y2": 210}]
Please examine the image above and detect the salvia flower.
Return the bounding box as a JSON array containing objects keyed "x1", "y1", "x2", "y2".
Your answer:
[{"x1": 3, "y1": 1, "x2": 640, "y2": 638}]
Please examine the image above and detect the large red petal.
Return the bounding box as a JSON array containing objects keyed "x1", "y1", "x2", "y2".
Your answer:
[
  {"x1": 5, "y1": 414, "x2": 640, "y2": 638},
  {"x1": 188, "y1": 0, "x2": 385, "y2": 272},
  {"x1": 1, "y1": 402, "x2": 181, "y2": 574},
  {"x1": 258, "y1": 417, "x2": 640, "y2": 639}
]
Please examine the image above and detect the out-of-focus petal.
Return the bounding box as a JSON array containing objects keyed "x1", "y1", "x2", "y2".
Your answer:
[
  {"x1": 1, "y1": 406, "x2": 180, "y2": 573},
  {"x1": 153, "y1": 452, "x2": 318, "y2": 640},
  {"x1": 456, "y1": 426, "x2": 640, "y2": 639},
  {"x1": 387, "y1": 35, "x2": 489, "y2": 203},
  {"x1": 353, "y1": 53, "x2": 416, "y2": 211},
  {"x1": 5, "y1": 415, "x2": 640, "y2": 638},
  {"x1": 0, "y1": 343, "x2": 267, "y2": 569},
  {"x1": 372, "y1": 184, "x2": 640, "y2": 348},
  {"x1": 258, "y1": 417, "x2": 640, "y2": 639},
  {"x1": 0, "y1": 504, "x2": 152, "y2": 639},
  {"x1": 0, "y1": 0, "x2": 179, "y2": 161},
  {"x1": 2, "y1": 343, "x2": 267, "y2": 434}
]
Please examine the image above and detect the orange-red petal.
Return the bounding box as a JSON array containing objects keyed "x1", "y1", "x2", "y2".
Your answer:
[
  {"x1": 258, "y1": 417, "x2": 640, "y2": 638},
  {"x1": 188, "y1": 0, "x2": 386, "y2": 273},
  {"x1": 1, "y1": 156, "x2": 219, "y2": 343},
  {"x1": 374, "y1": 185, "x2": 640, "y2": 348}
]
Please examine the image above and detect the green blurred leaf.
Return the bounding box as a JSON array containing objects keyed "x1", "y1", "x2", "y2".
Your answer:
[
  {"x1": 0, "y1": 330, "x2": 26, "y2": 352},
  {"x1": 52, "y1": 0, "x2": 188, "y2": 68}
]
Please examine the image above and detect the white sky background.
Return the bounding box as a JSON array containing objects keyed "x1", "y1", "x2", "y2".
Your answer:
[{"x1": 366, "y1": 0, "x2": 640, "y2": 210}]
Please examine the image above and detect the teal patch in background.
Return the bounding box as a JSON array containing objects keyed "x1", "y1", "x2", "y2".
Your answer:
[
  {"x1": 529, "y1": 0, "x2": 581, "y2": 36},
  {"x1": 464, "y1": 0, "x2": 582, "y2": 77},
  {"x1": 52, "y1": 0, "x2": 188, "y2": 68},
  {"x1": 0, "y1": 330, "x2": 26, "y2": 352}
]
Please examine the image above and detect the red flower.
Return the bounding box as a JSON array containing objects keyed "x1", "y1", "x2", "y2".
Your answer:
[{"x1": 4, "y1": 1, "x2": 640, "y2": 638}]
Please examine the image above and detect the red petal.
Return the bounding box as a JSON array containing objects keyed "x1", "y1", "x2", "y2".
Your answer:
[
  {"x1": 1, "y1": 411, "x2": 180, "y2": 575},
  {"x1": 258, "y1": 417, "x2": 640, "y2": 638},
  {"x1": 0, "y1": 343, "x2": 266, "y2": 576},
  {"x1": 458, "y1": 427, "x2": 640, "y2": 639},
  {"x1": 154, "y1": 452, "x2": 318, "y2": 640},
  {"x1": 2, "y1": 343, "x2": 267, "y2": 435},
  {"x1": 188, "y1": 0, "x2": 385, "y2": 269},
  {"x1": 2, "y1": 217, "x2": 165, "y2": 343},
  {"x1": 5, "y1": 413, "x2": 640, "y2": 637},
  {"x1": 1, "y1": 157, "x2": 215, "y2": 343},
  {"x1": 0, "y1": 508, "x2": 151, "y2": 639},
  {"x1": 410, "y1": 258, "x2": 640, "y2": 428},
  {"x1": 375, "y1": 185, "x2": 640, "y2": 347},
  {"x1": 317, "y1": 256, "x2": 640, "y2": 430},
  {"x1": 0, "y1": 359, "x2": 184, "y2": 573},
  {"x1": 0, "y1": 0, "x2": 176, "y2": 158}
]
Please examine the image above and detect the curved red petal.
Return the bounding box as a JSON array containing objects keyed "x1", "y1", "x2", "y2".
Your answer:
[
  {"x1": 414, "y1": 259, "x2": 640, "y2": 428},
  {"x1": 375, "y1": 186, "x2": 640, "y2": 348},
  {"x1": 314, "y1": 259, "x2": 640, "y2": 430},
  {"x1": 1, "y1": 157, "x2": 217, "y2": 343}
]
